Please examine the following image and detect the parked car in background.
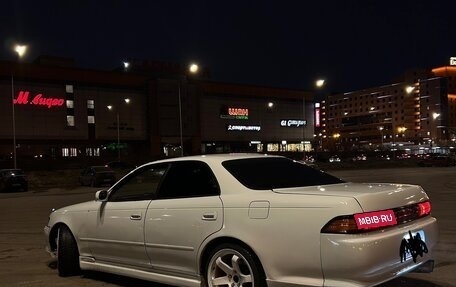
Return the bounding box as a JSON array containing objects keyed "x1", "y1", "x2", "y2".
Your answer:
[
  {"x1": 0, "y1": 169, "x2": 28, "y2": 192},
  {"x1": 45, "y1": 154, "x2": 437, "y2": 287},
  {"x1": 105, "y1": 161, "x2": 134, "y2": 171},
  {"x1": 352, "y1": 154, "x2": 367, "y2": 161},
  {"x1": 329, "y1": 155, "x2": 341, "y2": 162},
  {"x1": 79, "y1": 166, "x2": 116, "y2": 187},
  {"x1": 418, "y1": 155, "x2": 456, "y2": 167}
]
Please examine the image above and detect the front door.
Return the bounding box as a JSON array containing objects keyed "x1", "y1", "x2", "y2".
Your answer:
[{"x1": 86, "y1": 163, "x2": 168, "y2": 268}]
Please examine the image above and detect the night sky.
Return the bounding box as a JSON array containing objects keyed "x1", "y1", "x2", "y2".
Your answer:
[{"x1": 1, "y1": 0, "x2": 455, "y2": 93}]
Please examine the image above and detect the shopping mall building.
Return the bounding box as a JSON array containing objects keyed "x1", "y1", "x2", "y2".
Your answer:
[{"x1": 0, "y1": 56, "x2": 314, "y2": 168}]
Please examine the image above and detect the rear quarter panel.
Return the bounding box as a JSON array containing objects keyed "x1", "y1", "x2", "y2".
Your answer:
[{"x1": 206, "y1": 191, "x2": 363, "y2": 286}]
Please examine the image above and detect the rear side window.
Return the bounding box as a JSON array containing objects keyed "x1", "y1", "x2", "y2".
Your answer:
[
  {"x1": 222, "y1": 157, "x2": 344, "y2": 190},
  {"x1": 157, "y1": 161, "x2": 220, "y2": 199}
]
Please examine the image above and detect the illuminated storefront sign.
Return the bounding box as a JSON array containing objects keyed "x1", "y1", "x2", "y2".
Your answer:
[
  {"x1": 315, "y1": 108, "x2": 321, "y2": 127},
  {"x1": 280, "y1": 119, "x2": 306, "y2": 127},
  {"x1": 13, "y1": 90, "x2": 65, "y2": 109},
  {"x1": 220, "y1": 106, "x2": 249, "y2": 119},
  {"x1": 450, "y1": 57, "x2": 456, "y2": 66},
  {"x1": 227, "y1": 125, "x2": 261, "y2": 131},
  {"x1": 314, "y1": 103, "x2": 321, "y2": 127}
]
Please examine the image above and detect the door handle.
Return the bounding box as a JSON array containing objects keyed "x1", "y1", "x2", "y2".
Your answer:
[
  {"x1": 130, "y1": 214, "x2": 142, "y2": 220},
  {"x1": 202, "y1": 212, "x2": 217, "y2": 221}
]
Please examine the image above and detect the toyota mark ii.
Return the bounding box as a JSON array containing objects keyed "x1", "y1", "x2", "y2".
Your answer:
[{"x1": 44, "y1": 154, "x2": 438, "y2": 287}]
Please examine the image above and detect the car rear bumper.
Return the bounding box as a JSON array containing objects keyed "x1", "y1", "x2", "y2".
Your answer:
[{"x1": 320, "y1": 216, "x2": 438, "y2": 287}]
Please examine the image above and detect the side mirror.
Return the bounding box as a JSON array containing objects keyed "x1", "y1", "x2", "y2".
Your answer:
[{"x1": 95, "y1": 189, "x2": 108, "y2": 201}]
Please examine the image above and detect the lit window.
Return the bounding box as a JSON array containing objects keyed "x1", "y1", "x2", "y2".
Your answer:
[
  {"x1": 267, "y1": 143, "x2": 279, "y2": 152},
  {"x1": 62, "y1": 148, "x2": 77, "y2": 157},
  {"x1": 87, "y1": 99, "x2": 94, "y2": 109},
  {"x1": 62, "y1": 148, "x2": 69, "y2": 157},
  {"x1": 85, "y1": 148, "x2": 100, "y2": 157},
  {"x1": 88, "y1": 116, "x2": 95, "y2": 124},
  {"x1": 67, "y1": 115, "x2": 75, "y2": 126},
  {"x1": 70, "y1": 148, "x2": 77, "y2": 157},
  {"x1": 66, "y1": 100, "x2": 74, "y2": 109},
  {"x1": 256, "y1": 144, "x2": 263, "y2": 152},
  {"x1": 66, "y1": 85, "x2": 73, "y2": 93}
]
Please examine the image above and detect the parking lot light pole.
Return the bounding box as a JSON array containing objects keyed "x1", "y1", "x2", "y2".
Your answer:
[
  {"x1": 11, "y1": 75, "x2": 16, "y2": 169},
  {"x1": 107, "y1": 98, "x2": 130, "y2": 162},
  {"x1": 11, "y1": 44, "x2": 28, "y2": 169},
  {"x1": 178, "y1": 63, "x2": 199, "y2": 157}
]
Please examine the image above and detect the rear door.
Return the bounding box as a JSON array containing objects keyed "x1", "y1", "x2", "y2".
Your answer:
[{"x1": 144, "y1": 160, "x2": 223, "y2": 275}]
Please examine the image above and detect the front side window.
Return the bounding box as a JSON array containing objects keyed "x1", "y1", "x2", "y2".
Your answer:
[
  {"x1": 109, "y1": 164, "x2": 168, "y2": 202},
  {"x1": 157, "y1": 161, "x2": 220, "y2": 199}
]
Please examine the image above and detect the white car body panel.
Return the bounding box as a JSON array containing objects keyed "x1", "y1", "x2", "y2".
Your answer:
[
  {"x1": 44, "y1": 154, "x2": 438, "y2": 287},
  {"x1": 273, "y1": 182, "x2": 430, "y2": 212},
  {"x1": 209, "y1": 191, "x2": 363, "y2": 286},
  {"x1": 83, "y1": 200, "x2": 151, "y2": 267},
  {"x1": 321, "y1": 216, "x2": 438, "y2": 287},
  {"x1": 145, "y1": 196, "x2": 223, "y2": 275}
]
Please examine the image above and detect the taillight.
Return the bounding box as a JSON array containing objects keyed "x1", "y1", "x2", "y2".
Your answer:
[
  {"x1": 321, "y1": 201, "x2": 431, "y2": 234},
  {"x1": 321, "y1": 215, "x2": 361, "y2": 234},
  {"x1": 418, "y1": 201, "x2": 431, "y2": 217}
]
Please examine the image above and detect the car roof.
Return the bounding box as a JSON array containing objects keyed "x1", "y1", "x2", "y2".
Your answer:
[{"x1": 144, "y1": 153, "x2": 283, "y2": 166}]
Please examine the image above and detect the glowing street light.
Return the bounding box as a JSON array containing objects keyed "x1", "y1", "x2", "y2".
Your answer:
[
  {"x1": 405, "y1": 86, "x2": 415, "y2": 94},
  {"x1": 315, "y1": 79, "x2": 325, "y2": 88},
  {"x1": 397, "y1": 126, "x2": 407, "y2": 133},
  {"x1": 14, "y1": 45, "x2": 27, "y2": 58},
  {"x1": 189, "y1": 63, "x2": 199, "y2": 74}
]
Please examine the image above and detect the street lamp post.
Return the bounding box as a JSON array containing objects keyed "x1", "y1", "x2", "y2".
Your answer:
[
  {"x1": 107, "y1": 98, "x2": 130, "y2": 162},
  {"x1": 11, "y1": 74, "x2": 16, "y2": 169},
  {"x1": 309, "y1": 78, "x2": 326, "y2": 157},
  {"x1": 378, "y1": 126, "x2": 384, "y2": 148},
  {"x1": 178, "y1": 82, "x2": 184, "y2": 156},
  {"x1": 116, "y1": 112, "x2": 120, "y2": 161},
  {"x1": 178, "y1": 63, "x2": 199, "y2": 157},
  {"x1": 431, "y1": 112, "x2": 441, "y2": 147},
  {"x1": 302, "y1": 96, "x2": 306, "y2": 158},
  {"x1": 333, "y1": 133, "x2": 340, "y2": 151},
  {"x1": 11, "y1": 44, "x2": 27, "y2": 169}
]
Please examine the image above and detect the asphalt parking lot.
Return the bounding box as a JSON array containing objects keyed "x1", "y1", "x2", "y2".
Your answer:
[{"x1": 0, "y1": 166, "x2": 455, "y2": 287}]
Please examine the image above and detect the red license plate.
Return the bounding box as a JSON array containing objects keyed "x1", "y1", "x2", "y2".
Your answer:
[{"x1": 354, "y1": 210, "x2": 397, "y2": 229}]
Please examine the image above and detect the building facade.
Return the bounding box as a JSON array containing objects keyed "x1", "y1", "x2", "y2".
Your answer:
[
  {"x1": 0, "y1": 57, "x2": 314, "y2": 169},
  {"x1": 317, "y1": 67, "x2": 455, "y2": 153}
]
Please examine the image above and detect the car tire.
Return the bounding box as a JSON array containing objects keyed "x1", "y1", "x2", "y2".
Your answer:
[
  {"x1": 57, "y1": 225, "x2": 80, "y2": 277},
  {"x1": 205, "y1": 243, "x2": 265, "y2": 287}
]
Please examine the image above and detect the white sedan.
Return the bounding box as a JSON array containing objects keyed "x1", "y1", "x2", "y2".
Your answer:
[{"x1": 44, "y1": 154, "x2": 438, "y2": 287}]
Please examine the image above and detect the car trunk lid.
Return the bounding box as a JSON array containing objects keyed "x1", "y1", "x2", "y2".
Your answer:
[{"x1": 272, "y1": 182, "x2": 429, "y2": 212}]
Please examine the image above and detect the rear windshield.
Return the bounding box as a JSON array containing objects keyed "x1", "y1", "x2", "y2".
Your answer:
[{"x1": 222, "y1": 157, "x2": 345, "y2": 190}]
